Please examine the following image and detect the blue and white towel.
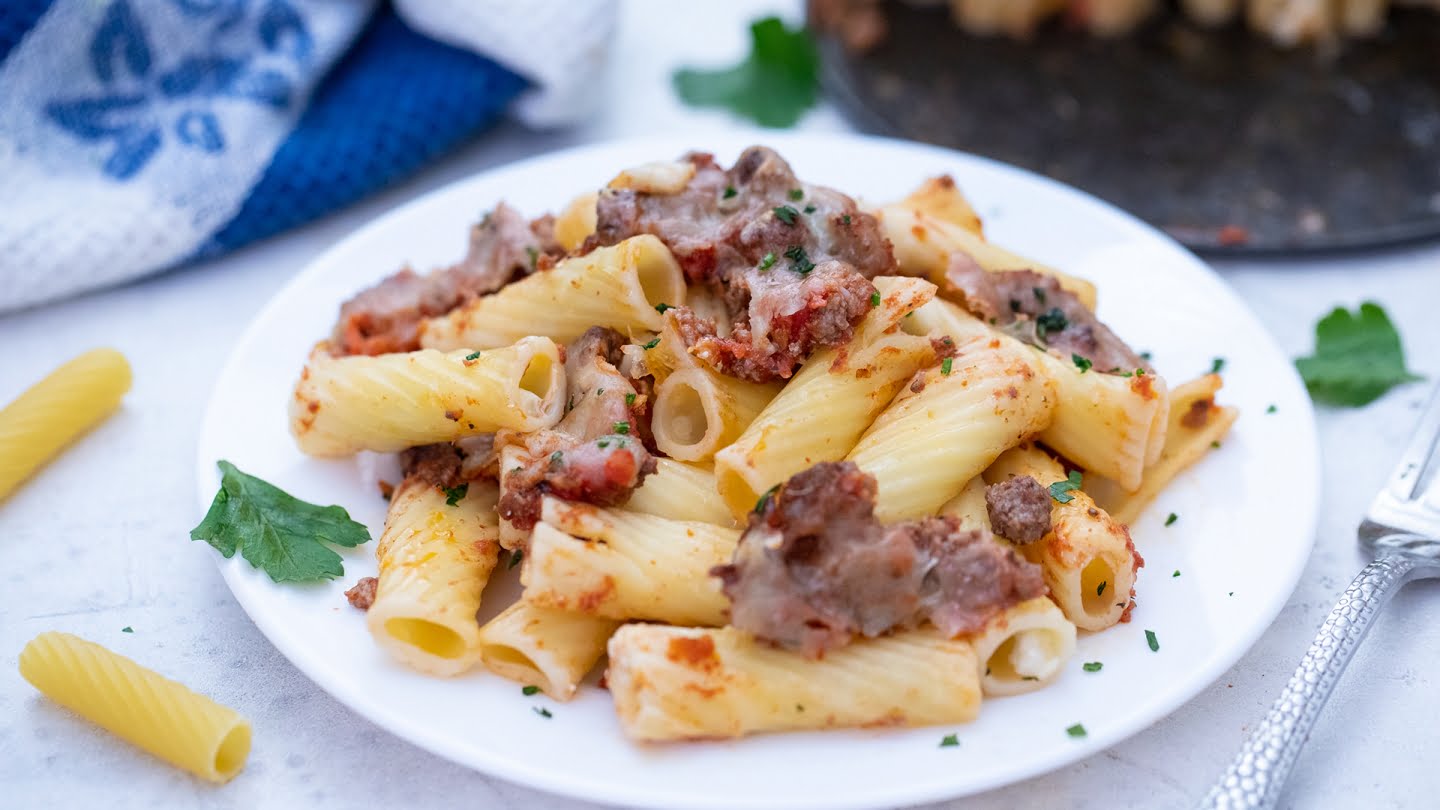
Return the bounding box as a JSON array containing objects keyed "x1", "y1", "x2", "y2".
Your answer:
[{"x1": 0, "y1": 0, "x2": 614, "y2": 312}]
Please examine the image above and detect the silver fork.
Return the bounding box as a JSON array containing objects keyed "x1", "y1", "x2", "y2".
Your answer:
[{"x1": 1200, "y1": 384, "x2": 1440, "y2": 809}]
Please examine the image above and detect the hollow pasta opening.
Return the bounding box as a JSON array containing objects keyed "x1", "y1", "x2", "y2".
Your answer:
[
  {"x1": 655, "y1": 380, "x2": 709, "y2": 448},
  {"x1": 212, "y1": 721, "x2": 252, "y2": 780},
  {"x1": 1079, "y1": 557, "x2": 1117, "y2": 617},
  {"x1": 518, "y1": 351, "x2": 557, "y2": 399},
  {"x1": 483, "y1": 644, "x2": 540, "y2": 672},
  {"x1": 986, "y1": 629, "x2": 1064, "y2": 683},
  {"x1": 635, "y1": 243, "x2": 686, "y2": 312},
  {"x1": 717, "y1": 466, "x2": 760, "y2": 521},
  {"x1": 384, "y1": 618, "x2": 467, "y2": 660}
]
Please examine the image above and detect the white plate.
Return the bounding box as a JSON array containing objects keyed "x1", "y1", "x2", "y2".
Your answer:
[{"x1": 197, "y1": 133, "x2": 1319, "y2": 810}]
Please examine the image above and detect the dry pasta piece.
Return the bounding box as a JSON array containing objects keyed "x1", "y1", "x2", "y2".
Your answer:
[
  {"x1": 289, "y1": 336, "x2": 565, "y2": 457},
  {"x1": 0, "y1": 348, "x2": 131, "y2": 501},
  {"x1": 367, "y1": 478, "x2": 501, "y2": 676},
  {"x1": 606, "y1": 625, "x2": 981, "y2": 742},
  {"x1": 477, "y1": 601, "x2": 619, "y2": 701},
  {"x1": 963, "y1": 597, "x2": 1077, "y2": 696},
  {"x1": 19, "y1": 632, "x2": 250, "y2": 783}
]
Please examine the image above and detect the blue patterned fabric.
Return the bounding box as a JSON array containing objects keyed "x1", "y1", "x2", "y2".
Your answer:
[{"x1": 0, "y1": 0, "x2": 528, "y2": 311}]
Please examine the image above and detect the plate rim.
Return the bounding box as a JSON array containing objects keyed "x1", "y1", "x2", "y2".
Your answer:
[{"x1": 195, "y1": 130, "x2": 1321, "y2": 810}]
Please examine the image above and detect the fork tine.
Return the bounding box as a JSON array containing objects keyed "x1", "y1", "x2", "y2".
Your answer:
[{"x1": 1384, "y1": 383, "x2": 1440, "y2": 504}]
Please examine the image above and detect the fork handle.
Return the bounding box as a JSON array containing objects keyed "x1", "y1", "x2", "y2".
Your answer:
[{"x1": 1199, "y1": 553, "x2": 1429, "y2": 809}]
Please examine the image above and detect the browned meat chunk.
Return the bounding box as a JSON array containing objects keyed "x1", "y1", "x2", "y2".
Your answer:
[
  {"x1": 712, "y1": 461, "x2": 1045, "y2": 657},
  {"x1": 398, "y1": 443, "x2": 466, "y2": 489},
  {"x1": 984, "y1": 475, "x2": 1052, "y2": 544},
  {"x1": 330, "y1": 203, "x2": 556, "y2": 356},
  {"x1": 496, "y1": 327, "x2": 657, "y2": 532},
  {"x1": 589, "y1": 147, "x2": 895, "y2": 381},
  {"x1": 345, "y1": 576, "x2": 377, "y2": 610},
  {"x1": 945, "y1": 262, "x2": 1145, "y2": 374}
]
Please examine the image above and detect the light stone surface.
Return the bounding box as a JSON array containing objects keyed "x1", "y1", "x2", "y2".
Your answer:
[{"x1": 2, "y1": 2, "x2": 1438, "y2": 808}]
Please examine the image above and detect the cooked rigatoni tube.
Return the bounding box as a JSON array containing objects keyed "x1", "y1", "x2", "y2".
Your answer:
[
  {"x1": 947, "y1": 0, "x2": 1067, "y2": 38},
  {"x1": 847, "y1": 332, "x2": 1056, "y2": 522},
  {"x1": 0, "y1": 348, "x2": 131, "y2": 501},
  {"x1": 19, "y1": 632, "x2": 250, "y2": 783},
  {"x1": 964, "y1": 597, "x2": 1076, "y2": 696},
  {"x1": 984, "y1": 445, "x2": 1140, "y2": 631},
  {"x1": 419, "y1": 235, "x2": 686, "y2": 351},
  {"x1": 606, "y1": 625, "x2": 982, "y2": 742},
  {"x1": 553, "y1": 191, "x2": 598, "y2": 251},
  {"x1": 366, "y1": 478, "x2": 501, "y2": 677},
  {"x1": 904, "y1": 297, "x2": 1167, "y2": 492},
  {"x1": 289, "y1": 336, "x2": 565, "y2": 457},
  {"x1": 476, "y1": 601, "x2": 619, "y2": 701},
  {"x1": 897, "y1": 175, "x2": 985, "y2": 236},
  {"x1": 713, "y1": 276, "x2": 938, "y2": 520},
  {"x1": 651, "y1": 366, "x2": 779, "y2": 462},
  {"x1": 623, "y1": 459, "x2": 735, "y2": 526},
  {"x1": 876, "y1": 204, "x2": 1097, "y2": 310},
  {"x1": 939, "y1": 476, "x2": 993, "y2": 534},
  {"x1": 522, "y1": 499, "x2": 739, "y2": 626},
  {"x1": 1088, "y1": 373, "x2": 1238, "y2": 525}
]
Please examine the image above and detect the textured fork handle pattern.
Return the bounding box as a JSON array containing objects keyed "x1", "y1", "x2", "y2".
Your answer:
[{"x1": 1200, "y1": 552, "x2": 1434, "y2": 809}]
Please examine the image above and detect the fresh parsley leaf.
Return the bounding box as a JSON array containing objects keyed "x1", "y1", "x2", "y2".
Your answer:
[
  {"x1": 522, "y1": 685, "x2": 540, "y2": 696},
  {"x1": 870, "y1": 291, "x2": 881, "y2": 307},
  {"x1": 1211, "y1": 440, "x2": 1222, "y2": 449},
  {"x1": 1210, "y1": 357, "x2": 1226, "y2": 374},
  {"x1": 525, "y1": 246, "x2": 539, "y2": 271},
  {"x1": 941, "y1": 357, "x2": 954, "y2": 376},
  {"x1": 613, "y1": 421, "x2": 631, "y2": 435},
  {"x1": 672, "y1": 16, "x2": 818, "y2": 128},
  {"x1": 533, "y1": 706, "x2": 552, "y2": 718},
  {"x1": 625, "y1": 392, "x2": 637, "y2": 406},
  {"x1": 773, "y1": 205, "x2": 800, "y2": 225},
  {"x1": 1295, "y1": 302, "x2": 1421, "y2": 406},
  {"x1": 509, "y1": 550, "x2": 524, "y2": 570},
  {"x1": 1035, "y1": 307, "x2": 1069, "y2": 339},
  {"x1": 803, "y1": 204, "x2": 816, "y2": 214},
  {"x1": 655, "y1": 303, "x2": 673, "y2": 313},
  {"x1": 121, "y1": 626, "x2": 134, "y2": 633},
  {"x1": 723, "y1": 185, "x2": 737, "y2": 199},
  {"x1": 788, "y1": 188, "x2": 804, "y2": 200},
  {"x1": 755, "y1": 484, "x2": 781, "y2": 514},
  {"x1": 1072, "y1": 353, "x2": 1092, "y2": 373},
  {"x1": 1266, "y1": 404, "x2": 1278, "y2": 414},
  {"x1": 1164, "y1": 512, "x2": 1178, "y2": 527},
  {"x1": 1048, "y1": 470, "x2": 1083, "y2": 504},
  {"x1": 1096, "y1": 580, "x2": 1107, "y2": 597},
  {"x1": 1066, "y1": 723, "x2": 1087, "y2": 738},
  {"x1": 642, "y1": 337, "x2": 660, "y2": 350},
  {"x1": 190, "y1": 461, "x2": 371, "y2": 583},
  {"x1": 1145, "y1": 629, "x2": 1159, "y2": 652},
  {"x1": 759, "y1": 252, "x2": 777, "y2": 271},
  {"x1": 444, "y1": 483, "x2": 468, "y2": 506},
  {"x1": 1082, "y1": 661, "x2": 1102, "y2": 672},
  {"x1": 939, "y1": 734, "x2": 959, "y2": 748},
  {"x1": 463, "y1": 351, "x2": 481, "y2": 362},
  {"x1": 1172, "y1": 569, "x2": 1181, "y2": 577},
  {"x1": 842, "y1": 214, "x2": 852, "y2": 225},
  {"x1": 784, "y1": 244, "x2": 814, "y2": 274}
]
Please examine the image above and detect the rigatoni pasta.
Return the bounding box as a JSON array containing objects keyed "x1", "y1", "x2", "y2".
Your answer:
[{"x1": 477, "y1": 601, "x2": 619, "y2": 701}]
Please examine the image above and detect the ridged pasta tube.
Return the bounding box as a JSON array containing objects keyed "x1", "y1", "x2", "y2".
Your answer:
[
  {"x1": 521, "y1": 499, "x2": 739, "y2": 626},
  {"x1": 606, "y1": 625, "x2": 982, "y2": 742},
  {"x1": 0, "y1": 348, "x2": 131, "y2": 501},
  {"x1": 552, "y1": 191, "x2": 598, "y2": 252},
  {"x1": 847, "y1": 332, "x2": 1057, "y2": 522},
  {"x1": 477, "y1": 601, "x2": 619, "y2": 701},
  {"x1": 367, "y1": 479, "x2": 501, "y2": 677},
  {"x1": 939, "y1": 476, "x2": 993, "y2": 534},
  {"x1": 714, "y1": 276, "x2": 938, "y2": 519},
  {"x1": 289, "y1": 336, "x2": 565, "y2": 457},
  {"x1": 19, "y1": 632, "x2": 250, "y2": 783},
  {"x1": 964, "y1": 597, "x2": 1076, "y2": 696},
  {"x1": 623, "y1": 459, "x2": 735, "y2": 526},
  {"x1": 650, "y1": 367, "x2": 779, "y2": 462},
  {"x1": 418, "y1": 235, "x2": 686, "y2": 351}
]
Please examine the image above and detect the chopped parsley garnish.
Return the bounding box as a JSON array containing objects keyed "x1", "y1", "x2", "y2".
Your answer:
[
  {"x1": 870, "y1": 291, "x2": 881, "y2": 308},
  {"x1": 525, "y1": 246, "x2": 539, "y2": 270},
  {"x1": 1266, "y1": 404, "x2": 1277, "y2": 414},
  {"x1": 625, "y1": 392, "x2": 637, "y2": 406},
  {"x1": 1096, "y1": 580, "x2": 1107, "y2": 597},
  {"x1": 463, "y1": 351, "x2": 482, "y2": 362},
  {"x1": 1072, "y1": 354, "x2": 1092, "y2": 373},
  {"x1": 533, "y1": 707, "x2": 552, "y2": 718},
  {"x1": 1082, "y1": 661, "x2": 1102, "y2": 673},
  {"x1": 1210, "y1": 357, "x2": 1226, "y2": 374},
  {"x1": 723, "y1": 185, "x2": 737, "y2": 199},
  {"x1": 1066, "y1": 724, "x2": 1087, "y2": 738},
  {"x1": 758, "y1": 251, "x2": 777, "y2": 271},
  {"x1": 1164, "y1": 512, "x2": 1178, "y2": 527},
  {"x1": 939, "y1": 734, "x2": 960, "y2": 748},
  {"x1": 1172, "y1": 569, "x2": 1181, "y2": 577},
  {"x1": 655, "y1": 303, "x2": 673, "y2": 313},
  {"x1": 1035, "y1": 308, "x2": 1069, "y2": 339},
  {"x1": 1211, "y1": 440, "x2": 1222, "y2": 449},
  {"x1": 842, "y1": 214, "x2": 852, "y2": 225},
  {"x1": 444, "y1": 484, "x2": 469, "y2": 506},
  {"x1": 941, "y1": 357, "x2": 954, "y2": 376},
  {"x1": 1139, "y1": 350, "x2": 1153, "y2": 361},
  {"x1": 642, "y1": 337, "x2": 661, "y2": 350},
  {"x1": 1229, "y1": 591, "x2": 1234, "y2": 597},
  {"x1": 672, "y1": 16, "x2": 818, "y2": 127},
  {"x1": 190, "y1": 461, "x2": 371, "y2": 583},
  {"x1": 522, "y1": 685, "x2": 540, "y2": 696},
  {"x1": 1048, "y1": 470, "x2": 1083, "y2": 504},
  {"x1": 784, "y1": 244, "x2": 814, "y2": 274},
  {"x1": 803, "y1": 204, "x2": 816, "y2": 214},
  {"x1": 1295, "y1": 301, "x2": 1421, "y2": 406},
  {"x1": 788, "y1": 188, "x2": 803, "y2": 200},
  {"x1": 121, "y1": 626, "x2": 134, "y2": 633},
  {"x1": 596, "y1": 388, "x2": 605, "y2": 396},
  {"x1": 773, "y1": 205, "x2": 799, "y2": 225},
  {"x1": 1145, "y1": 630, "x2": 1159, "y2": 652},
  {"x1": 549, "y1": 451, "x2": 564, "y2": 467},
  {"x1": 613, "y1": 421, "x2": 631, "y2": 435},
  {"x1": 1033, "y1": 287, "x2": 1046, "y2": 304},
  {"x1": 755, "y1": 484, "x2": 781, "y2": 513},
  {"x1": 509, "y1": 550, "x2": 524, "y2": 570}
]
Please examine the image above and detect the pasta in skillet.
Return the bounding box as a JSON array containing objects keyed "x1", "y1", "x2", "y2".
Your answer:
[{"x1": 286, "y1": 145, "x2": 1235, "y2": 744}]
